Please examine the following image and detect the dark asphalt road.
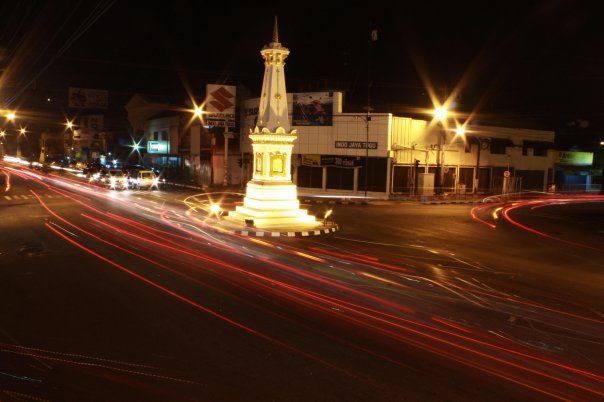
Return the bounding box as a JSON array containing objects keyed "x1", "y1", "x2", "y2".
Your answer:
[{"x1": 1, "y1": 163, "x2": 603, "y2": 401}]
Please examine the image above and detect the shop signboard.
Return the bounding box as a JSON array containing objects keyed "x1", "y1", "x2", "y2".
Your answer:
[
  {"x1": 335, "y1": 141, "x2": 377, "y2": 149},
  {"x1": 301, "y1": 154, "x2": 321, "y2": 167},
  {"x1": 556, "y1": 151, "x2": 593, "y2": 166},
  {"x1": 320, "y1": 155, "x2": 363, "y2": 168},
  {"x1": 147, "y1": 141, "x2": 169, "y2": 154},
  {"x1": 292, "y1": 92, "x2": 333, "y2": 126},
  {"x1": 68, "y1": 87, "x2": 108, "y2": 109},
  {"x1": 205, "y1": 84, "x2": 236, "y2": 128}
]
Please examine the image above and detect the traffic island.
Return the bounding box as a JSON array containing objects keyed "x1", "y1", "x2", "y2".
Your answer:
[{"x1": 182, "y1": 193, "x2": 339, "y2": 238}]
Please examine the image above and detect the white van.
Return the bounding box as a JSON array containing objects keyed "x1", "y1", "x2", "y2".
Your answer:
[{"x1": 130, "y1": 170, "x2": 158, "y2": 189}]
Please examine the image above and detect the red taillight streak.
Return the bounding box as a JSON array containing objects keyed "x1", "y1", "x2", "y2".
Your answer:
[
  {"x1": 307, "y1": 246, "x2": 411, "y2": 273},
  {"x1": 80, "y1": 211, "x2": 417, "y2": 318},
  {"x1": 470, "y1": 204, "x2": 497, "y2": 229},
  {"x1": 446, "y1": 280, "x2": 604, "y2": 325},
  {"x1": 78, "y1": 210, "x2": 604, "y2": 387},
  {"x1": 43, "y1": 222, "x2": 351, "y2": 377},
  {"x1": 502, "y1": 203, "x2": 601, "y2": 251},
  {"x1": 32, "y1": 178, "x2": 604, "y2": 391},
  {"x1": 254, "y1": 269, "x2": 604, "y2": 388},
  {"x1": 252, "y1": 279, "x2": 577, "y2": 401}
]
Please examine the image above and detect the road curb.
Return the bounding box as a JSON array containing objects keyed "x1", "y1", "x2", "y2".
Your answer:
[
  {"x1": 301, "y1": 199, "x2": 368, "y2": 205},
  {"x1": 421, "y1": 200, "x2": 482, "y2": 205},
  {"x1": 232, "y1": 225, "x2": 339, "y2": 237}
]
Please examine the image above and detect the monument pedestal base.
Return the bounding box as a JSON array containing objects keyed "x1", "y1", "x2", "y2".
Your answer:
[{"x1": 226, "y1": 181, "x2": 319, "y2": 229}]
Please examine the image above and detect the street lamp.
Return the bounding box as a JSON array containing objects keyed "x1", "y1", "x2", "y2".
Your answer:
[
  {"x1": 432, "y1": 106, "x2": 450, "y2": 194},
  {"x1": 6, "y1": 111, "x2": 16, "y2": 121},
  {"x1": 193, "y1": 106, "x2": 203, "y2": 118},
  {"x1": 65, "y1": 119, "x2": 74, "y2": 130},
  {"x1": 434, "y1": 107, "x2": 447, "y2": 121},
  {"x1": 455, "y1": 125, "x2": 466, "y2": 137},
  {"x1": 19, "y1": 127, "x2": 26, "y2": 135},
  {"x1": 0, "y1": 130, "x2": 5, "y2": 137}
]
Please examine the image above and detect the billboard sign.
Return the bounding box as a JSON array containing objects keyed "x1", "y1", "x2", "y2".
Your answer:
[
  {"x1": 68, "y1": 87, "x2": 108, "y2": 109},
  {"x1": 147, "y1": 141, "x2": 169, "y2": 154},
  {"x1": 556, "y1": 151, "x2": 593, "y2": 166},
  {"x1": 300, "y1": 154, "x2": 321, "y2": 167},
  {"x1": 320, "y1": 155, "x2": 363, "y2": 168},
  {"x1": 292, "y1": 92, "x2": 333, "y2": 126},
  {"x1": 205, "y1": 84, "x2": 236, "y2": 128}
]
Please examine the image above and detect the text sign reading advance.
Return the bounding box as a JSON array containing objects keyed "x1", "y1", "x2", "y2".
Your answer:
[{"x1": 335, "y1": 141, "x2": 377, "y2": 149}]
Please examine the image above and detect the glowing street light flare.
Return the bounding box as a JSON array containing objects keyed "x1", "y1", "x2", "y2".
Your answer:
[
  {"x1": 0, "y1": 130, "x2": 5, "y2": 137},
  {"x1": 456, "y1": 126, "x2": 466, "y2": 137},
  {"x1": 193, "y1": 105, "x2": 204, "y2": 118},
  {"x1": 434, "y1": 107, "x2": 447, "y2": 121},
  {"x1": 19, "y1": 127, "x2": 26, "y2": 135},
  {"x1": 65, "y1": 120, "x2": 74, "y2": 130},
  {"x1": 209, "y1": 203, "x2": 222, "y2": 215},
  {"x1": 5, "y1": 111, "x2": 16, "y2": 121}
]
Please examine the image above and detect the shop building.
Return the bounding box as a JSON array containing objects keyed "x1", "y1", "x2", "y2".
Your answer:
[
  {"x1": 240, "y1": 94, "x2": 556, "y2": 198},
  {"x1": 553, "y1": 150, "x2": 599, "y2": 193}
]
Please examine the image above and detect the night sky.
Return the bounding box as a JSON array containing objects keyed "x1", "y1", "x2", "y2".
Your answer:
[{"x1": 1, "y1": 0, "x2": 603, "y2": 143}]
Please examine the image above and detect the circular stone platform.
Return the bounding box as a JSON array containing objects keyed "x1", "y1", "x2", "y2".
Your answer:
[{"x1": 182, "y1": 192, "x2": 339, "y2": 237}]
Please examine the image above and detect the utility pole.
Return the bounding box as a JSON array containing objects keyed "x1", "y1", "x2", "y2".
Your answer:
[
  {"x1": 365, "y1": 23, "x2": 378, "y2": 197},
  {"x1": 474, "y1": 137, "x2": 483, "y2": 194}
]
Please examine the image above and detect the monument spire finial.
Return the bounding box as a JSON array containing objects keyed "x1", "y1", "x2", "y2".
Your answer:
[{"x1": 273, "y1": 15, "x2": 279, "y2": 43}]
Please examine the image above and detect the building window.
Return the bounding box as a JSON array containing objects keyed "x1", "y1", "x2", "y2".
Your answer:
[
  {"x1": 297, "y1": 166, "x2": 322, "y2": 188},
  {"x1": 522, "y1": 147, "x2": 528, "y2": 156},
  {"x1": 490, "y1": 139, "x2": 507, "y2": 154},
  {"x1": 160, "y1": 130, "x2": 167, "y2": 141},
  {"x1": 270, "y1": 153, "x2": 286, "y2": 177},
  {"x1": 255, "y1": 153, "x2": 263, "y2": 173},
  {"x1": 153, "y1": 131, "x2": 159, "y2": 141},
  {"x1": 326, "y1": 167, "x2": 354, "y2": 190},
  {"x1": 533, "y1": 148, "x2": 547, "y2": 157},
  {"x1": 358, "y1": 157, "x2": 387, "y2": 192}
]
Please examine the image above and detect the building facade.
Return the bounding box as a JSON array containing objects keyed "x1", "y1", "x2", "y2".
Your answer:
[{"x1": 240, "y1": 95, "x2": 556, "y2": 198}]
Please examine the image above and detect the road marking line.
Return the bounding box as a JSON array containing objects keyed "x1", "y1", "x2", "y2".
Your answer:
[{"x1": 4, "y1": 195, "x2": 11, "y2": 200}]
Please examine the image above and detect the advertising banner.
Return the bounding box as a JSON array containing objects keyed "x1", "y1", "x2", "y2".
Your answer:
[
  {"x1": 556, "y1": 151, "x2": 593, "y2": 166},
  {"x1": 205, "y1": 84, "x2": 236, "y2": 128},
  {"x1": 68, "y1": 88, "x2": 108, "y2": 109},
  {"x1": 301, "y1": 154, "x2": 321, "y2": 167},
  {"x1": 147, "y1": 141, "x2": 169, "y2": 154},
  {"x1": 292, "y1": 92, "x2": 333, "y2": 126},
  {"x1": 320, "y1": 155, "x2": 363, "y2": 168}
]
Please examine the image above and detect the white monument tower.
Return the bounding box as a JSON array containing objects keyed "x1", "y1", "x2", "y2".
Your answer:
[{"x1": 228, "y1": 18, "x2": 319, "y2": 229}]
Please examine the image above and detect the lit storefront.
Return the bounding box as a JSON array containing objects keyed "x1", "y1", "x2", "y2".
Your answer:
[
  {"x1": 240, "y1": 93, "x2": 556, "y2": 198},
  {"x1": 554, "y1": 150, "x2": 598, "y2": 193}
]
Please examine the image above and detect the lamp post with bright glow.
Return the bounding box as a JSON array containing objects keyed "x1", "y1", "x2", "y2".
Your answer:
[{"x1": 433, "y1": 106, "x2": 449, "y2": 194}]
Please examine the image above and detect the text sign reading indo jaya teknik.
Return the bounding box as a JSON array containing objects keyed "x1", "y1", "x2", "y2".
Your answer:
[{"x1": 335, "y1": 141, "x2": 378, "y2": 149}]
